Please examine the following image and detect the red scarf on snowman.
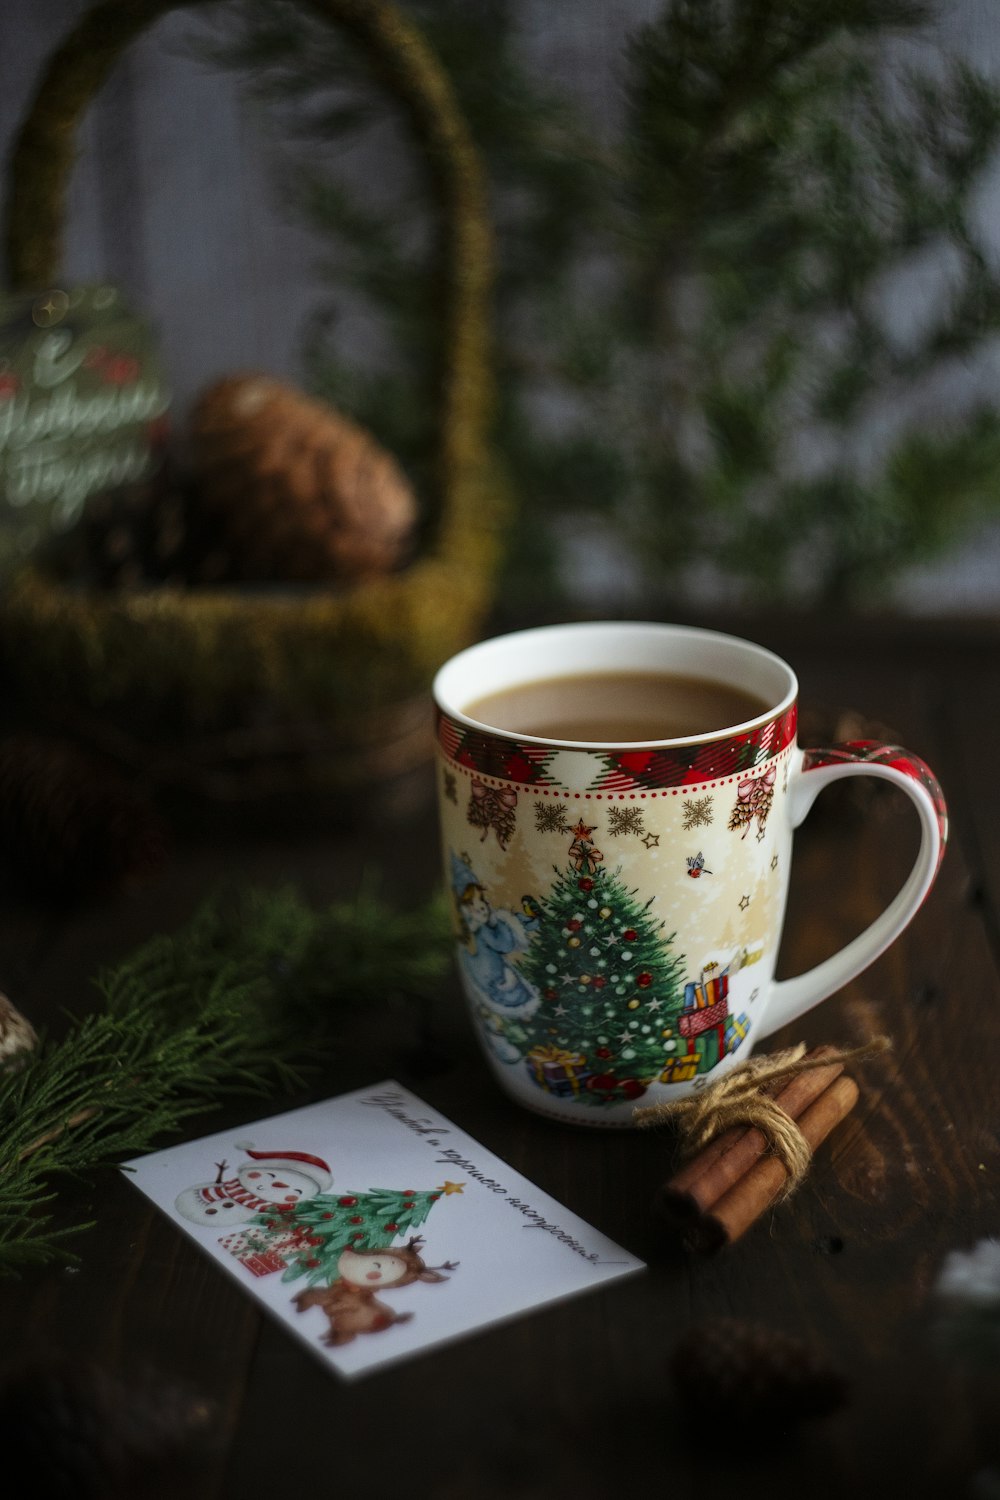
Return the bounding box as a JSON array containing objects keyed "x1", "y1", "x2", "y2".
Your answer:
[{"x1": 192, "y1": 1178, "x2": 276, "y2": 1213}]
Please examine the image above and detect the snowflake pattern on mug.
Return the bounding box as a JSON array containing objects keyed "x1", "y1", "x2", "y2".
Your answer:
[
  {"x1": 607, "y1": 806, "x2": 645, "y2": 838},
  {"x1": 682, "y1": 796, "x2": 715, "y2": 831},
  {"x1": 534, "y1": 801, "x2": 570, "y2": 835}
]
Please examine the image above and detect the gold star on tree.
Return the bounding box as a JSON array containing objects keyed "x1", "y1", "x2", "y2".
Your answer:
[{"x1": 437, "y1": 1180, "x2": 465, "y2": 1195}]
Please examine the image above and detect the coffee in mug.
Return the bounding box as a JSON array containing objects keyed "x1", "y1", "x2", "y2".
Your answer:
[{"x1": 464, "y1": 671, "x2": 771, "y2": 743}]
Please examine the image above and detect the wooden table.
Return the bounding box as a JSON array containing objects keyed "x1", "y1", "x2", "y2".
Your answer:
[{"x1": 2, "y1": 610, "x2": 998, "y2": 1499}]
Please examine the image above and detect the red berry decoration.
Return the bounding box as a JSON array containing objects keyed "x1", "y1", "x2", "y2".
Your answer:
[
  {"x1": 578, "y1": 878, "x2": 594, "y2": 892},
  {"x1": 386, "y1": 1223, "x2": 399, "y2": 1232},
  {"x1": 595, "y1": 1047, "x2": 612, "y2": 1059},
  {"x1": 620, "y1": 1079, "x2": 647, "y2": 1100},
  {"x1": 306, "y1": 1258, "x2": 320, "y2": 1268},
  {"x1": 637, "y1": 972, "x2": 653, "y2": 988},
  {"x1": 566, "y1": 919, "x2": 582, "y2": 933},
  {"x1": 322, "y1": 1212, "x2": 334, "y2": 1220},
  {"x1": 349, "y1": 1215, "x2": 364, "y2": 1224},
  {"x1": 623, "y1": 929, "x2": 637, "y2": 942},
  {"x1": 339, "y1": 1196, "x2": 357, "y2": 1207},
  {"x1": 544, "y1": 987, "x2": 557, "y2": 1000},
  {"x1": 402, "y1": 1190, "x2": 415, "y2": 1197},
  {"x1": 593, "y1": 976, "x2": 607, "y2": 989},
  {"x1": 351, "y1": 1231, "x2": 364, "y2": 1240}
]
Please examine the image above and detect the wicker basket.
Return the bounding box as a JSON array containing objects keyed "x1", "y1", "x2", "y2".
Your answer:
[{"x1": 0, "y1": 0, "x2": 500, "y2": 805}]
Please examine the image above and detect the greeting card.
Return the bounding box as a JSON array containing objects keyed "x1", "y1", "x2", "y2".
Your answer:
[{"x1": 124, "y1": 1081, "x2": 644, "y2": 1379}]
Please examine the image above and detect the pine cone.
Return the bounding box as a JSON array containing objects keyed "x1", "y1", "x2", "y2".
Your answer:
[
  {"x1": 670, "y1": 1317, "x2": 848, "y2": 1432},
  {"x1": 0, "y1": 735, "x2": 167, "y2": 906},
  {"x1": 189, "y1": 373, "x2": 419, "y2": 584},
  {"x1": 0, "y1": 992, "x2": 38, "y2": 1068}
]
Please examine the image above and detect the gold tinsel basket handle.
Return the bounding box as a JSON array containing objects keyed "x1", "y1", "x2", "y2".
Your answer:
[{"x1": 2, "y1": 0, "x2": 494, "y2": 565}]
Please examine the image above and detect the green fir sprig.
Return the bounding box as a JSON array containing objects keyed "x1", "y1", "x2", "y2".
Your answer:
[{"x1": 0, "y1": 885, "x2": 450, "y2": 1277}]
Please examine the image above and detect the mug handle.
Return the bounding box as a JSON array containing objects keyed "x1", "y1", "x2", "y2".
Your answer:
[{"x1": 756, "y1": 740, "x2": 948, "y2": 1040}]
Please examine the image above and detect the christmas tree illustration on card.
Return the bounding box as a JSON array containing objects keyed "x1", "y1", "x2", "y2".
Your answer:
[
  {"x1": 221, "y1": 1180, "x2": 463, "y2": 1349},
  {"x1": 221, "y1": 1183, "x2": 461, "y2": 1286}
]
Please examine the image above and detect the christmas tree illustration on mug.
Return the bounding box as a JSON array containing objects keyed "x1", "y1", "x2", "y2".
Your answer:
[
  {"x1": 515, "y1": 854, "x2": 689, "y2": 1104},
  {"x1": 175, "y1": 1144, "x2": 462, "y2": 1346},
  {"x1": 459, "y1": 820, "x2": 757, "y2": 1103}
]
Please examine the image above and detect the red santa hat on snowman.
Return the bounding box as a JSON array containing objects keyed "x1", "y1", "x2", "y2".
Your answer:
[{"x1": 235, "y1": 1142, "x2": 333, "y2": 1193}]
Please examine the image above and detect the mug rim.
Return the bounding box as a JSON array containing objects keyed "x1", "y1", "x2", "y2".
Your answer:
[{"x1": 433, "y1": 620, "x2": 798, "y2": 752}]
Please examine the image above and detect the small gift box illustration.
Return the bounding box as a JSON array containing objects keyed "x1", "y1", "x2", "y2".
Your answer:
[
  {"x1": 659, "y1": 1054, "x2": 700, "y2": 1085},
  {"x1": 525, "y1": 1045, "x2": 590, "y2": 1096},
  {"x1": 219, "y1": 1229, "x2": 292, "y2": 1278},
  {"x1": 679, "y1": 998, "x2": 728, "y2": 1038},
  {"x1": 701, "y1": 961, "x2": 721, "y2": 1006},
  {"x1": 684, "y1": 964, "x2": 731, "y2": 1011},
  {"x1": 219, "y1": 1216, "x2": 321, "y2": 1278},
  {"x1": 725, "y1": 1013, "x2": 751, "y2": 1053}
]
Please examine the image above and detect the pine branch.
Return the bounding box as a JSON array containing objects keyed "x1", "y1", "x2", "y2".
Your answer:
[{"x1": 0, "y1": 885, "x2": 451, "y2": 1276}]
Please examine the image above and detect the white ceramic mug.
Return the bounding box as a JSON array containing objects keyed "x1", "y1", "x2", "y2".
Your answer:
[{"x1": 433, "y1": 622, "x2": 947, "y2": 1126}]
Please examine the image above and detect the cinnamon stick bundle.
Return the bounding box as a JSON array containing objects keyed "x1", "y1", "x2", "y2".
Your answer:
[{"x1": 653, "y1": 1048, "x2": 860, "y2": 1253}]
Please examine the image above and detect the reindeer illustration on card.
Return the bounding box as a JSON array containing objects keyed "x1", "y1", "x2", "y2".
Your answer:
[{"x1": 293, "y1": 1240, "x2": 458, "y2": 1347}]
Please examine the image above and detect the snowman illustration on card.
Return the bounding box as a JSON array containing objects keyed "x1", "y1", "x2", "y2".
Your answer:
[{"x1": 174, "y1": 1142, "x2": 334, "y2": 1229}]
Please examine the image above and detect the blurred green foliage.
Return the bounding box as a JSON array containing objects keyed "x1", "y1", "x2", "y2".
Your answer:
[{"x1": 198, "y1": 0, "x2": 1000, "y2": 609}]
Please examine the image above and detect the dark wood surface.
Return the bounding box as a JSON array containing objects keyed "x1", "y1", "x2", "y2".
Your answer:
[{"x1": 2, "y1": 611, "x2": 999, "y2": 1499}]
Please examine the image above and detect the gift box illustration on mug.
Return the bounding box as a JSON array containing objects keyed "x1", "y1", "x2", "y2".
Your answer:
[
  {"x1": 725, "y1": 1013, "x2": 751, "y2": 1054},
  {"x1": 658, "y1": 1054, "x2": 700, "y2": 1085},
  {"x1": 525, "y1": 1044, "x2": 591, "y2": 1096},
  {"x1": 683, "y1": 961, "x2": 728, "y2": 1011},
  {"x1": 678, "y1": 961, "x2": 750, "y2": 1072}
]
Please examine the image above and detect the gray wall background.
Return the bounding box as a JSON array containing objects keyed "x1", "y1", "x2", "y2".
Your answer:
[{"x1": 3, "y1": 0, "x2": 1000, "y2": 613}]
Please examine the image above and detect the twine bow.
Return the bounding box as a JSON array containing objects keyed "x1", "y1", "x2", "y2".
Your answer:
[{"x1": 634, "y1": 1036, "x2": 892, "y2": 1199}]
